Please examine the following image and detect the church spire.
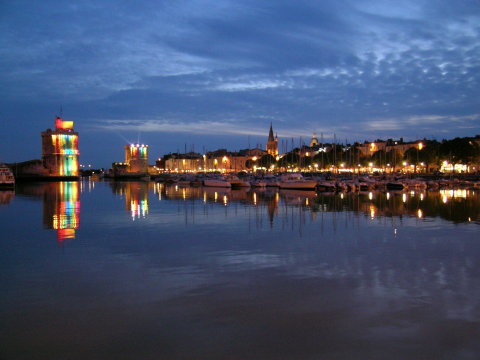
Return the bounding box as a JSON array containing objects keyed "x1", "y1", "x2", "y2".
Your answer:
[
  {"x1": 268, "y1": 122, "x2": 275, "y2": 142},
  {"x1": 266, "y1": 123, "x2": 278, "y2": 156}
]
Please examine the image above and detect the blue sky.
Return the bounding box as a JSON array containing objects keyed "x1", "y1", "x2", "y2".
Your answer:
[{"x1": 1, "y1": 0, "x2": 479, "y2": 167}]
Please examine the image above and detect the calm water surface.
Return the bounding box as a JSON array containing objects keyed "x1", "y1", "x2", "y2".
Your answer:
[{"x1": 1, "y1": 180, "x2": 479, "y2": 360}]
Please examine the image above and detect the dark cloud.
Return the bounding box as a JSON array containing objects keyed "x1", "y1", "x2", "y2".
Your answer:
[{"x1": 1, "y1": 0, "x2": 479, "y2": 166}]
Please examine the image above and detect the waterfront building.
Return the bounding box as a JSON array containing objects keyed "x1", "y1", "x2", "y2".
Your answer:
[
  {"x1": 110, "y1": 144, "x2": 149, "y2": 177},
  {"x1": 164, "y1": 152, "x2": 203, "y2": 172},
  {"x1": 356, "y1": 138, "x2": 415, "y2": 157},
  {"x1": 204, "y1": 154, "x2": 249, "y2": 172},
  {"x1": 162, "y1": 148, "x2": 269, "y2": 173},
  {"x1": 41, "y1": 117, "x2": 79, "y2": 177},
  {"x1": 266, "y1": 123, "x2": 279, "y2": 156},
  {"x1": 125, "y1": 144, "x2": 148, "y2": 173}
]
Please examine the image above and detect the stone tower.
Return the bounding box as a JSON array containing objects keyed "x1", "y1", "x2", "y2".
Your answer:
[
  {"x1": 41, "y1": 117, "x2": 79, "y2": 177},
  {"x1": 125, "y1": 144, "x2": 149, "y2": 173}
]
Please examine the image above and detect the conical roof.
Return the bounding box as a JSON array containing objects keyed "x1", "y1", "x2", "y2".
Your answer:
[{"x1": 268, "y1": 123, "x2": 275, "y2": 142}]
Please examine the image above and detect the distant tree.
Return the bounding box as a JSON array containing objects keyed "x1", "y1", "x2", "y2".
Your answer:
[
  {"x1": 440, "y1": 138, "x2": 480, "y2": 169},
  {"x1": 300, "y1": 154, "x2": 313, "y2": 169},
  {"x1": 418, "y1": 141, "x2": 441, "y2": 172},
  {"x1": 371, "y1": 150, "x2": 386, "y2": 168},
  {"x1": 385, "y1": 150, "x2": 403, "y2": 170},
  {"x1": 314, "y1": 151, "x2": 334, "y2": 168},
  {"x1": 312, "y1": 152, "x2": 327, "y2": 169},
  {"x1": 245, "y1": 159, "x2": 256, "y2": 170},
  {"x1": 278, "y1": 152, "x2": 299, "y2": 169},
  {"x1": 258, "y1": 154, "x2": 275, "y2": 169},
  {"x1": 344, "y1": 147, "x2": 362, "y2": 167},
  {"x1": 403, "y1": 147, "x2": 420, "y2": 172}
]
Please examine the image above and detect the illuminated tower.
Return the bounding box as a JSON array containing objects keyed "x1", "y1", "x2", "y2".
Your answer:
[
  {"x1": 125, "y1": 144, "x2": 148, "y2": 173},
  {"x1": 41, "y1": 117, "x2": 79, "y2": 177},
  {"x1": 310, "y1": 133, "x2": 319, "y2": 147},
  {"x1": 266, "y1": 123, "x2": 278, "y2": 156}
]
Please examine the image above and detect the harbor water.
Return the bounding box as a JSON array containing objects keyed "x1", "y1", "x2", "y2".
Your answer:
[{"x1": 1, "y1": 180, "x2": 479, "y2": 359}]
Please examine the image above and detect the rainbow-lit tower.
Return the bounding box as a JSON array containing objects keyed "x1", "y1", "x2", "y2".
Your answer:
[
  {"x1": 125, "y1": 144, "x2": 148, "y2": 173},
  {"x1": 41, "y1": 117, "x2": 79, "y2": 177}
]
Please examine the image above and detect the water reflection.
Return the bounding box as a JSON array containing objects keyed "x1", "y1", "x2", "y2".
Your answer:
[
  {"x1": 3, "y1": 181, "x2": 480, "y2": 359},
  {"x1": 151, "y1": 184, "x2": 479, "y2": 226},
  {"x1": 110, "y1": 181, "x2": 150, "y2": 220},
  {"x1": 15, "y1": 182, "x2": 81, "y2": 243},
  {"x1": 0, "y1": 190, "x2": 14, "y2": 204},
  {"x1": 43, "y1": 182, "x2": 80, "y2": 242}
]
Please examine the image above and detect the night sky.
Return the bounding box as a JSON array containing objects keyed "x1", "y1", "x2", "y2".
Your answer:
[{"x1": 1, "y1": 0, "x2": 479, "y2": 168}]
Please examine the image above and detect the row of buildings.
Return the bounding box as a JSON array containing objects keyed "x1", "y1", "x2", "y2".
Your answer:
[
  {"x1": 9, "y1": 118, "x2": 480, "y2": 179},
  {"x1": 156, "y1": 124, "x2": 440, "y2": 173}
]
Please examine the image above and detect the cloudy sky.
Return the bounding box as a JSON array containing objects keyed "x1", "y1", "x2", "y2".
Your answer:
[{"x1": 1, "y1": 0, "x2": 479, "y2": 167}]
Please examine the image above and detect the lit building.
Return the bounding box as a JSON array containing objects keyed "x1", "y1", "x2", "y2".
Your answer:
[
  {"x1": 356, "y1": 138, "x2": 415, "y2": 157},
  {"x1": 309, "y1": 133, "x2": 319, "y2": 147},
  {"x1": 125, "y1": 144, "x2": 149, "y2": 173},
  {"x1": 266, "y1": 123, "x2": 279, "y2": 156},
  {"x1": 41, "y1": 117, "x2": 79, "y2": 177},
  {"x1": 164, "y1": 152, "x2": 203, "y2": 172}
]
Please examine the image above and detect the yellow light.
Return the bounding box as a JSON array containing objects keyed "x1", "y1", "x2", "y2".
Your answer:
[
  {"x1": 252, "y1": 156, "x2": 257, "y2": 161},
  {"x1": 418, "y1": 142, "x2": 423, "y2": 150},
  {"x1": 417, "y1": 209, "x2": 423, "y2": 218}
]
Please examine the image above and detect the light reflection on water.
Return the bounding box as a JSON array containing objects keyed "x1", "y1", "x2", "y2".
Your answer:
[{"x1": 0, "y1": 180, "x2": 479, "y2": 360}]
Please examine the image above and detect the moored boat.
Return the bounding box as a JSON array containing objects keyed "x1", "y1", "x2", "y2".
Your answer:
[
  {"x1": 225, "y1": 174, "x2": 251, "y2": 188},
  {"x1": 203, "y1": 176, "x2": 232, "y2": 188},
  {"x1": 0, "y1": 164, "x2": 15, "y2": 189},
  {"x1": 278, "y1": 173, "x2": 317, "y2": 190},
  {"x1": 250, "y1": 178, "x2": 267, "y2": 188},
  {"x1": 386, "y1": 181, "x2": 405, "y2": 190},
  {"x1": 317, "y1": 180, "x2": 336, "y2": 192}
]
